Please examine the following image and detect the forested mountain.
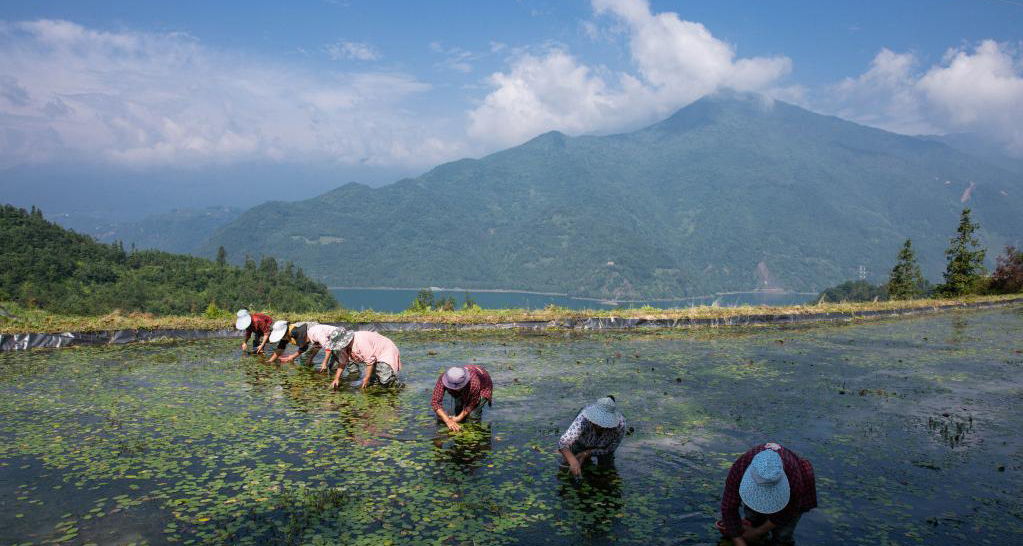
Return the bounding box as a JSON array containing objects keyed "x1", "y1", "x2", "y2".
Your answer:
[
  {"x1": 203, "y1": 93, "x2": 1023, "y2": 298},
  {"x1": 54, "y1": 206, "x2": 242, "y2": 254},
  {"x1": 0, "y1": 205, "x2": 337, "y2": 315}
]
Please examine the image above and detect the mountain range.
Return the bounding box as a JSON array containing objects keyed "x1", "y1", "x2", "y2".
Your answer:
[{"x1": 183, "y1": 93, "x2": 1023, "y2": 298}]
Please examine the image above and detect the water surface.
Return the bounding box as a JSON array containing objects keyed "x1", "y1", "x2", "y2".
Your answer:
[
  {"x1": 331, "y1": 287, "x2": 813, "y2": 312},
  {"x1": 1, "y1": 308, "x2": 1021, "y2": 545}
]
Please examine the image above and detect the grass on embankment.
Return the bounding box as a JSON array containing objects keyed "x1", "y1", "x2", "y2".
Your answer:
[{"x1": 1, "y1": 294, "x2": 1021, "y2": 335}]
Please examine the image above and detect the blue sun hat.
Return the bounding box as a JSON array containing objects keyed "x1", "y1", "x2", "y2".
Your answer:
[
  {"x1": 235, "y1": 309, "x2": 252, "y2": 331},
  {"x1": 739, "y1": 449, "x2": 790, "y2": 514},
  {"x1": 581, "y1": 396, "x2": 622, "y2": 428}
]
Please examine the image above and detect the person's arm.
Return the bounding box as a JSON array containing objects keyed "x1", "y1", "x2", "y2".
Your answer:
[
  {"x1": 319, "y1": 349, "x2": 332, "y2": 372},
  {"x1": 558, "y1": 413, "x2": 587, "y2": 476},
  {"x1": 359, "y1": 352, "x2": 377, "y2": 389},
  {"x1": 431, "y1": 378, "x2": 462, "y2": 431},
  {"x1": 241, "y1": 330, "x2": 252, "y2": 352},
  {"x1": 279, "y1": 345, "x2": 307, "y2": 363},
  {"x1": 331, "y1": 365, "x2": 344, "y2": 390},
  {"x1": 255, "y1": 332, "x2": 269, "y2": 354},
  {"x1": 268, "y1": 339, "x2": 288, "y2": 363},
  {"x1": 721, "y1": 451, "x2": 752, "y2": 539}
]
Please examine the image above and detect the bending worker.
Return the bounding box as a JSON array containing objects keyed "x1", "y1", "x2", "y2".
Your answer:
[
  {"x1": 235, "y1": 309, "x2": 273, "y2": 354},
  {"x1": 267, "y1": 320, "x2": 314, "y2": 364},
  {"x1": 720, "y1": 442, "x2": 817, "y2": 546},
  {"x1": 329, "y1": 330, "x2": 403, "y2": 390},
  {"x1": 557, "y1": 396, "x2": 626, "y2": 477},
  {"x1": 431, "y1": 365, "x2": 493, "y2": 432}
]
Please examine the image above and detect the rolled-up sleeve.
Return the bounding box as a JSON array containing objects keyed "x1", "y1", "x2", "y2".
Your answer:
[
  {"x1": 430, "y1": 376, "x2": 446, "y2": 412},
  {"x1": 558, "y1": 413, "x2": 586, "y2": 451}
]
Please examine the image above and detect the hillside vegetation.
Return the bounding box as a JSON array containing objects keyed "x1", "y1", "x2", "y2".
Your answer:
[
  {"x1": 203, "y1": 92, "x2": 1023, "y2": 299},
  {"x1": 0, "y1": 205, "x2": 337, "y2": 315}
]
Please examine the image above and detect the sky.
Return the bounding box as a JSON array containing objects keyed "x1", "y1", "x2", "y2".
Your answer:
[{"x1": 1, "y1": 0, "x2": 1022, "y2": 215}]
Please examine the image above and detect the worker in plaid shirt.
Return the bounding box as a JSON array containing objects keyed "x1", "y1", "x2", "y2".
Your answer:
[
  {"x1": 720, "y1": 442, "x2": 817, "y2": 546},
  {"x1": 431, "y1": 365, "x2": 492, "y2": 432}
]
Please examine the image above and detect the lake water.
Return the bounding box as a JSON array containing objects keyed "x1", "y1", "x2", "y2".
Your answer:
[
  {"x1": 1, "y1": 307, "x2": 1022, "y2": 545},
  {"x1": 331, "y1": 287, "x2": 814, "y2": 313}
]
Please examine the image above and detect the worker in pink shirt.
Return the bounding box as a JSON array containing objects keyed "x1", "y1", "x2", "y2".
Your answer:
[{"x1": 329, "y1": 330, "x2": 404, "y2": 390}]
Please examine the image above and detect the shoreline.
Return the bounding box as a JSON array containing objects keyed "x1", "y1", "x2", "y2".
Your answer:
[
  {"x1": 2, "y1": 295, "x2": 1021, "y2": 351},
  {"x1": 328, "y1": 285, "x2": 818, "y2": 303}
]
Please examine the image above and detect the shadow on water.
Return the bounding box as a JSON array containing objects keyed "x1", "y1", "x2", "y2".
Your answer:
[{"x1": 0, "y1": 308, "x2": 1022, "y2": 544}]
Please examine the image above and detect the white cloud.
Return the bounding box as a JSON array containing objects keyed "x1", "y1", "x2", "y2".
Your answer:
[
  {"x1": 324, "y1": 40, "x2": 380, "y2": 61},
  {"x1": 0, "y1": 20, "x2": 464, "y2": 168},
  {"x1": 826, "y1": 40, "x2": 1023, "y2": 154},
  {"x1": 429, "y1": 42, "x2": 477, "y2": 73},
  {"x1": 468, "y1": 0, "x2": 791, "y2": 147}
]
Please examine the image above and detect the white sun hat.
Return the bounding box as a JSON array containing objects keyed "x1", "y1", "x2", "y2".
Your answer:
[
  {"x1": 235, "y1": 309, "x2": 252, "y2": 330},
  {"x1": 268, "y1": 320, "x2": 289, "y2": 343}
]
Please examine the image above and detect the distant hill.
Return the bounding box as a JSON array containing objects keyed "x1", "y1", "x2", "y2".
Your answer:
[
  {"x1": 923, "y1": 132, "x2": 1023, "y2": 176},
  {"x1": 0, "y1": 204, "x2": 337, "y2": 315},
  {"x1": 54, "y1": 206, "x2": 242, "y2": 254},
  {"x1": 202, "y1": 93, "x2": 1023, "y2": 298}
]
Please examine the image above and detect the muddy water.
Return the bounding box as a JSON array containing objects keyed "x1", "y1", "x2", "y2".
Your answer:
[{"x1": 1, "y1": 308, "x2": 1021, "y2": 545}]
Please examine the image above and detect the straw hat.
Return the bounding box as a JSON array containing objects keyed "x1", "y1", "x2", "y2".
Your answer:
[
  {"x1": 442, "y1": 366, "x2": 469, "y2": 390},
  {"x1": 235, "y1": 309, "x2": 252, "y2": 331},
  {"x1": 739, "y1": 449, "x2": 791, "y2": 514},
  {"x1": 581, "y1": 396, "x2": 622, "y2": 428},
  {"x1": 268, "y1": 320, "x2": 289, "y2": 343}
]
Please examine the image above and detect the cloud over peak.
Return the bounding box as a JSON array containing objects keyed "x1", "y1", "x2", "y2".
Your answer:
[{"x1": 468, "y1": 0, "x2": 791, "y2": 146}]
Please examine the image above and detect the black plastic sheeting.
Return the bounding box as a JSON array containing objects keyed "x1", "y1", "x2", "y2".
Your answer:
[{"x1": 2, "y1": 298, "x2": 1021, "y2": 352}]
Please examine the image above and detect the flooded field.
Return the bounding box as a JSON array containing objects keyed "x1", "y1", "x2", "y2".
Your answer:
[{"x1": 2, "y1": 308, "x2": 1022, "y2": 546}]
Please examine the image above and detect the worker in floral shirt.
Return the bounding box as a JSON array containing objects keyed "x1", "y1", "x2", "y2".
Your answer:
[
  {"x1": 719, "y1": 442, "x2": 817, "y2": 546},
  {"x1": 431, "y1": 365, "x2": 493, "y2": 432},
  {"x1": 557, "y1": 396, "x2": 626, "y2": 477},
  {"x1": 235, "y1": 309, "x2": 273, "y2": 355}
]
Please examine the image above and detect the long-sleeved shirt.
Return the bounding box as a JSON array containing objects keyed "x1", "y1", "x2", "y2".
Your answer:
[
  {"x1": 557, "y1": 411, "x2": 626, "y2": 456},
  {"x1": 430, "y1": 365, "x2": 492, "y2": 413},
  {"x1": 337, "y1": 331, "x2": 402, "y2": 372},
  {"x1": 245, "y1": 313, "x2": 273, "y2": 338},
  {"x1": 305, "y1": 324, "x2": 339, "y2": 349},
  {"x1": 720, "y1": 444, "x2": 817, "y2": 538}
]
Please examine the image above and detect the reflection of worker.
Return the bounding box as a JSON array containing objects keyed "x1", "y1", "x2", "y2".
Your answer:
[
  {"x1": 720, "y1": 443, "x2": 817, "y2": 546},
  {"x1": 329, "y1": 330, "x2": 403, "y2": 390},
  {"x1": 431, "y1": 366, "x2": 492, "y2": 432},
  {"x1": 235, "y1": 309, "x2": 273, "y2": 354},
  {"x1": 557, "y1": 396, "x2": 626, "y2": 477},
  {"x1": 267, "y1": 320, "x2": 314, "y2": 363}
]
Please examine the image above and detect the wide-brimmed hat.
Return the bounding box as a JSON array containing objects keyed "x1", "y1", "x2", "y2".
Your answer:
[
  {"x1": 327, "y1": 327, "x2": 354, "y2": 351},
  {"x1": 582, "y1": 396, "x2": 622, "y2": 428},
  {"x1": 739, "y1": 449, "x2": 790, "y2": 514},
  {"x1": 442, "y1": 366, "x2": 469, "y2": 390},
  {"x1": 268, "y1": 320, "x2": 289, "y2": 343},
  {"x1": 235, "y1": 309, "x2": 252, "y2": 330}
]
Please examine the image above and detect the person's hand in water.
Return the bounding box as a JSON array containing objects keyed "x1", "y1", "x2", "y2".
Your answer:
[
  {"x1": 330, "y1": 377, "x2": 340, "y2": 390},
  {"x1": 568, "y1": 458, "x2": 582, "y2": 477},
  {"x1": 445, "y1": 418, "x2": 462, "y2": 433},
  {"x1": 240, "y1": 341, "x2": 248, "y2": 353}
]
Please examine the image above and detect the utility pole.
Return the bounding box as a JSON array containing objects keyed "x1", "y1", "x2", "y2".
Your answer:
[{"x1": 858, "y1": 265, "x2": 867, "y2": 281}]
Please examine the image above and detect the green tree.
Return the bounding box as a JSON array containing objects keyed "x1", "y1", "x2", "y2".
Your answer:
[
  {"x1": 939, "y1": 208, "x2": 986, "y2": 296},
  {"x1": 407, "y1": 289, "x2": 436, "y2": 312},
  {"x1": 886, "y1": 239, "x2": 926, "y2": 300},
  {"x1": 216, "y1": 246, "x2": 227, "y2": 266}
]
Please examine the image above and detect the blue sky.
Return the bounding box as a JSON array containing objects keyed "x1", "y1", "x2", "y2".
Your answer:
[{"x1": 1, "y1": 0, "x2": 1021, "y2": 214}]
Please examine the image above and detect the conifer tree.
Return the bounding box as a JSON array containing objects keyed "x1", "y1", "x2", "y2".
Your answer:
[
  {"x1": 887, "y1": 239, "x2": 926, "y2": 300},
  {"x1": 939, "y1": 208, "x2": 986, "y2": 296}
]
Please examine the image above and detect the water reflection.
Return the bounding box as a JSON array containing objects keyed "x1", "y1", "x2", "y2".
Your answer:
[{"x1": 555, "y1": 464, "x2": 625, "y2": 539}]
